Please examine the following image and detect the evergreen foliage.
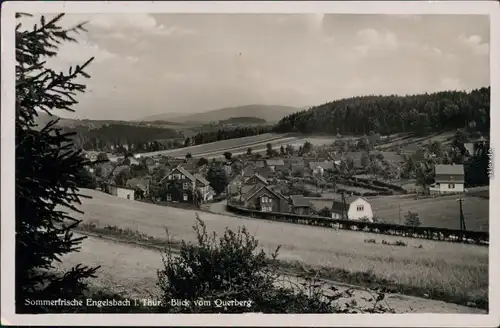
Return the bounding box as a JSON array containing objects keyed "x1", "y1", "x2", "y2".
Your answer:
[{"x1": 16, "y1": 13, "x2": 99, "y2": 313}]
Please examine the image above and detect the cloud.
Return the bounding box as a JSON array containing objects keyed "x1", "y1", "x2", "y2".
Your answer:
[
  {"x1": 457, "y1": 34, "x2": 489, "y2": 56},
  {"x1": 355, "y1": 28, "x2": 399, "y2": 55}
]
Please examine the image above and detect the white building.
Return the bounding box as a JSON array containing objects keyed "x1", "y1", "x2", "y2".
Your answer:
[
  {"x1": 331, "y1": 196, "x2": 374, "y2": 222},
  {"x1": 429, "y1": 164, "x2": 465, "y2": 194},
  {"x1": 108, "y1": 185, "x2": 135, "y2": 200}
]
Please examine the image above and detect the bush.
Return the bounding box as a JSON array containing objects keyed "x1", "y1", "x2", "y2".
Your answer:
[
  {"x1": 404, "y1": 211, "x2": 421, "y2": 227},
  {"x1": 156, "y1": 215, "x2": 393, "y2": 313}
]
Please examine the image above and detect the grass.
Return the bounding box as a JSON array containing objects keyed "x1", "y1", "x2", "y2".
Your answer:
[
  {"x1": 65, "y1": 189, "x2": 488, "y2": 309},
  {"x1": 366, "y1": 194, "x2": 489, "y2": 232},
  {"x1": 138, "y1": 133, "x2": 344, "y2": 158}
]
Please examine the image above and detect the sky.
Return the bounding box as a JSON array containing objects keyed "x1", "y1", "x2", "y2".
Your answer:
[{"x1": 18, "y1": 13, "x2": 490, "y2": 120}]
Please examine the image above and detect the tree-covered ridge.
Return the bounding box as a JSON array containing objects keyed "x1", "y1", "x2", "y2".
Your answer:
[
  {"x1": 64, "y1": 124, "x2": 183, "y2": 151},
  {"x1": 274, "y1": 87, "x2": 490, "y2": 136},
  {"x1": 190, "y1": 126, "x2": 272, "y2": 145}
]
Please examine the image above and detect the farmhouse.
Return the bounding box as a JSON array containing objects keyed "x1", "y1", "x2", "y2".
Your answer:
[
  {"x1": 242, "y1": 185, "x2": 289, "y2": 213},
  {"x1": 330, "y1": 196, "x2": 374, "y2": 221},
  {"x1": 160, "y1": 165, "x2": 214, "y2": 203},
  {"x1": 108, "y1": 185, "x2": 135, "y2": 201},
  {"x1": 429, "y1": 164, "x2": 465, "y2": 194},
  {"x1": 288, "y1": 195, "x2": 312, "y2": 215}
]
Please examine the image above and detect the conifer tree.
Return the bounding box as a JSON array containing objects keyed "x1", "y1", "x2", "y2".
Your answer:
[{"x1": 16, "y1": 13, "x2": 99, "y2": 313}]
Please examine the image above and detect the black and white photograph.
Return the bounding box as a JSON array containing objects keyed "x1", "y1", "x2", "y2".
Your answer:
[{"x1": 1, "y1": 1, "x2": 499, "y2": 327}]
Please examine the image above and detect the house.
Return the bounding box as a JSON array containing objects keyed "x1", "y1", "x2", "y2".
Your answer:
[
  {"x1": 84, "y1": 151, "x2": 99, "y2": 162},
  {"x1": 249, "y1": 160, "x2": 266, "y2": 168},
  {"x1": 244, "y1": 173, "x2": 268, "y2": 186},
  {"x1": 329, "y1": 196, "x2": 374, "y2": 221},
  {"x1": 228, "y1": 175, "x2": 245, "y2": 195},
  {"x1": 242, "y1": 185, "x2": 289, "y2": 213},
  {"x1": 159, "y1": 165, "x2": 214, "y2": 203},
  {"x1": 327, "y1": 153, "x2": 342, "y2": 166},
  {"x1": 265, "y1": 159, "x2": 285, "y2": 171},
  {"x1": 255, "y1": 166, "x2": 272, "y2": 179},
  {"x1": 284, "y1": 157, "x2": 303, "y2": 167},
  {"x1": 309, "y1": 161, "x2": 335, "y2": 175},
  {"x1": 141, "y1": 157, "x2": 156, "y2": 166},
  {"x1": 181, "y1": 159, "x2": 199, "y2": 174},
  {"x1": 125, "y1": 177, "x2": 151, "y2": 199},
  {"x1": 288, "y1": 195, "x2": 312, "y2": 215},
  {"x1": 429, "y1": 164, "x2": 465, "y2": 194},
  {"x1": 464, "y1": 143, "x2": 475, "y2": 157},
  {"x1": 232, "y1": 173, "x2": 270, "y2": 199},
  {"x1": 108, "y1": 185, "x2": 135, "y2": 201}
]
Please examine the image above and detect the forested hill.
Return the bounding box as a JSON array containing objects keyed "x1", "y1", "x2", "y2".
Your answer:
[{"x1": 273, "y1": 87, "x2": 490, "y2": 136}]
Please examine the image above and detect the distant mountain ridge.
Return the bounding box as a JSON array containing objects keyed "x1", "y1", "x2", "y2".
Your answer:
[{"x1": 139, "y1": 104, "x2": 299, "y2": 123}]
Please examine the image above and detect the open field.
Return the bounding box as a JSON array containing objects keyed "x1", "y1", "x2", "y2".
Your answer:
[
  {"x1": 377, "y1": 131, "x2": 455, "y2": 152},
  {"x1": 369, "y1": 194, "x2": 489, "y2": 231},
  {"x1": 138, "y1": 133, "x2": 287, "y2": 157},
  {"x1": 137, "y1": 133, "x2": 343, "y2": 158},
  {"x1": 55, "y1": 233, "x2": 486, "y2": 313},
  {"x1": 309, "y1": 193, "x2": 489, "y2": 232},
  {"x1": 64, "y1": 189, "x2": 488, "y2": 308}
]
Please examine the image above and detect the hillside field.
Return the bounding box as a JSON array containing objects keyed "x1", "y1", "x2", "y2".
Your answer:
[
  {"x1": 55, "y1": 234, "x2": 485, "y2": 313},
  {"x1": 138, "y1": 133, "x2": 343, "y2": 158},
  {"x1": 63, "y1": 189, "x2": 488, "y2": 307},
  {"x1": 309, "y1": 193, "x2": 489, "y2": 232}
]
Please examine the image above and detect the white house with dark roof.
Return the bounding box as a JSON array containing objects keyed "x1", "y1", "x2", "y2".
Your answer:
[
  {"x1": 429, "y1": 164, "x2": 465, "y2": 194},
  {"x1": 328, "y1": 196, "x2": 374, "y2": 221}
]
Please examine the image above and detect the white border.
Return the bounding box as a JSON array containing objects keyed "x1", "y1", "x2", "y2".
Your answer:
[{"x1": 2, "y1": 1, "x2": 499, "y2": 327}]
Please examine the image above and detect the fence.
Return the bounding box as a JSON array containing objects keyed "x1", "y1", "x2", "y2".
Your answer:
[{"x1": 226, "y1": 204, "x2": 489, "y2": 245}]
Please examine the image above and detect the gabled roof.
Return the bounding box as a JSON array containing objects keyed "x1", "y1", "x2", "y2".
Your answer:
[
  {"x1": 243, "y1": 185, "x2": 287, "y2": 202},
  {"x1": 289, "y1": 195, "x2": 311, "y2": 207},
  {"x1": 266, "y1": 159, "x2": 285, "y2": 166},
  {"x1": 435, "y1": 164, "x2": 464, "y2": 176},
  {"x1": 160, "y1": 165, "x2": 196, "y2": 184},
  {"x1": 250, "y1": 173, "x2": 268, "y2": 184},
  {"x1": 125, "y1": 178, "x2": 150, "y2": 192},
  {"x1": 194, "y1": 173, "x2": 210, "y2": 186}
]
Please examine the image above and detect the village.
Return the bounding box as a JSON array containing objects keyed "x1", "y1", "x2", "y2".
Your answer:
[{"x1": 83, "y1": 130, "x2": 489, "y2": 233}]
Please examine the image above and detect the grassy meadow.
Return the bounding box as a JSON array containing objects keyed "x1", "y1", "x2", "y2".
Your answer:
[{"x1": 65, "y1": 189, "x2": 489, "y2": 308}]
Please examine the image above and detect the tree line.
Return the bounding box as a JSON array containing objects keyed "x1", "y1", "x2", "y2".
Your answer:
[
  {"x1": 189, "y1": 125, "x2": 272, "y2": 146},
  {"x1": 64, "y1": 124, "x2": 183, "y2": 152},
  {"x1": 273, "y1": 88, "x2": 490, "y2": 136}
]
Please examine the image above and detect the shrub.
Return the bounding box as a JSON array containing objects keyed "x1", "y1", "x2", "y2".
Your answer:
[
  {"x1": 404, "y1": 211, "x2": 421, "y2": 227},
  {"x1": 156, "y1": 215, "x2": 393, "y2": 313}
]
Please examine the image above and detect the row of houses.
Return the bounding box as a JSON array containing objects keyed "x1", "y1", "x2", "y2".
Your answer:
[
  {"x1": 230, "y1": 167, "x2": 375, "y2": 221},
  {"x1": 102, "y1": 164, "x2": 215, "y2": 203}
]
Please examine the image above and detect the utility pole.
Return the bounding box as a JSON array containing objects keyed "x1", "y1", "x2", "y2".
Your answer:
[
  {"x1": 340, "y1": 191, "x2": 348, "y2": 220},
  {"x1": 398, "y1": 204, "x2": 401, "y2": 225},
  {"x1": 457, "y1": 198, "x2": 466, "y2": 241}
]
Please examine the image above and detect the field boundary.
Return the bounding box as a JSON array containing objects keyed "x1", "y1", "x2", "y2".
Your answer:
[
  {"x1": 137, "y1": 133, "x2": 291, "y2": 157},
  {"x1": 225, "y1": 204, "x2": 489, "y2": 245},
  {"x1": 72, "y1": 223, "x2": 487, "y2": 310}
]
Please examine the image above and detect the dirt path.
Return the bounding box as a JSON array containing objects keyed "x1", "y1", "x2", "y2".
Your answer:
[{"x1": 56, "y1": 234, "x2": 486, "y2": 314}]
